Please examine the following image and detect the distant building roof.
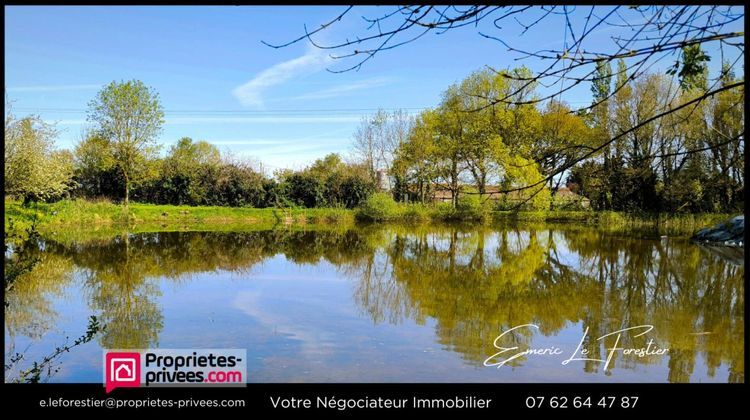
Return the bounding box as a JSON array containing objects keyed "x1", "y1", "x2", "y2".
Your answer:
[{"x1": 428, "y1": 184, "x2": 589, "y2": 202}]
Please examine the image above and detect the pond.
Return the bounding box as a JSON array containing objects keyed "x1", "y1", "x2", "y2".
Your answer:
[{"x1": 4, "y1": 223, "x2": 744, "y2": 383}]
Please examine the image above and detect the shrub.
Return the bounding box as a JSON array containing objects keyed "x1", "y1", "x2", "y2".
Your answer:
[
  {"x1": 455, "y1": 190, "x2": 491, "y2": 221},
  {"x1": 339, "y1": 176, "x2": 376, "y2": 208},
  {"x1": 212, "y1": 163, "x2": 266, "y2": 207},
  {"x1": 401, "y1": 203, "x2": 430, "y2": 222},
  {"x1": 285, "y1": 174, "x2": 325, "y2": 208},
  {"x1": 432, "y1": 202, "x2": 457, "y2": 221},
  {"x1": 597, "y1": 211, "x2": 627, "y2": 227},
  {"x1": 356, "y1": 192, "x2": 401, "y2": 221}
]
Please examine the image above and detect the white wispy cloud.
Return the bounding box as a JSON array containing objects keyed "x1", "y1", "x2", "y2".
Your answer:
[
  {"x1": 6, "y1": 84, "x2": 101, "y2": 92},
  {"x1": 283, "y1": 77, "x2": 394, "y2": 101},
  {"x1": 232, "y1": 47, "x2": 331, "y2": 108}
]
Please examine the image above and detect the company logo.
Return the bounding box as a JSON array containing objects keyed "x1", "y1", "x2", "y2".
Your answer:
[
  {"x1": 105, "y1": 352, "x2": 141, "y2": 393},
  {"x1": 103, "y1": 349, "x2": 246, "y2": 394}
]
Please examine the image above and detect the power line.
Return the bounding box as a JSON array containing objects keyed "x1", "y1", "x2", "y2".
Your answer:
[
  {"x1": 11, "y1": 106, "x2": 431, "y2": 115},
  {"x1": 12, "y1": 101, "x2": 604, "y2": 115}
]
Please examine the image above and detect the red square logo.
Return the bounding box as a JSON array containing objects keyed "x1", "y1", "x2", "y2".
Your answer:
[{"x1": 105, "y1": 352, "x2": 141, "y2": 393}]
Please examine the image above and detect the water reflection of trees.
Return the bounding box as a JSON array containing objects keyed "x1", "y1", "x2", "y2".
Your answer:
[
  {"x1": 6, "y1": 226, "x2": 743, "y2": 382},
  {"x1": 5, "y1": 253, "x2": 75, "y2": 340},
  {"x1": 9, "y1": 230, "x2": 378, "y2": 349},
  {"x1": 349, "y1": 225, "x2": 744, "y2": 383}
]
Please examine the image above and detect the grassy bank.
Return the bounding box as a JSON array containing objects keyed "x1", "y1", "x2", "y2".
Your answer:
[
  {"x1": 4, "y1": 198, "x2": 736, "y2": 237},
  {"x1": 4, "y1": 199, "x2": 354, "y2": 234}
]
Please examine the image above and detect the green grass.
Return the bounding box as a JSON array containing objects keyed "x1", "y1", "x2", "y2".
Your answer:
[
  {"x1": 4, "y1": 198, "x2": 354, "y2": 234},
  {"x1": 5, "y1": 198, "x2": 737, "y2": 239}
]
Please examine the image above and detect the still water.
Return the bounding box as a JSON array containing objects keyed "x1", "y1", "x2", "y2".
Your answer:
[{"x1": 4, "y1": 223, "x2": 744, "y2": 383}]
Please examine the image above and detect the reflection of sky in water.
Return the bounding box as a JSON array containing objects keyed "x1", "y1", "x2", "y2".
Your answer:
[{"x1": 4, "y1": 228, "x2": 743, "y2": 383}]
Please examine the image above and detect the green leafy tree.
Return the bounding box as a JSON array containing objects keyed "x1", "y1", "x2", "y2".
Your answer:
[
  {"x1": 591, "y1": 60, "x2": 613, "y2": 158},
  {"x1": 212, "y1": 161, "x2": 267, "y2": 207},
  {"x1": 393, "y1": 111, "x2": 442, "y2": 204},
  {"x1": 537, "y1": 100, "x2": 593, "y2": 192},
  {"x1": 73, "y1": 132, "x2": 120, "y2": 198},
  {"x1": 456, "y1": 69, "x2": 512, "y2": 196},
  {"x1": 433, "y1": 86, "x2": 470, "y2": 207},
  {"x1": 706, "y1": 65, "x2": 744, "y2": 210},
  {"x1": 154, "y1": 137, "x2": 222, "y2": 205},
  {"x1": 669, "y1": 44, "x2": 710, "y2": 91},
  {"x1": 87, "y1": 80, "x2": 165, "y2": 205},
  {"x1": 307, "y1": 153, "x2": 347, "y2": 182},
  {"x1": 285, "y1": 173, "x2": 326, "y2": 208},
  {"x1": 168, "y1": 137, "x2": 221, "y2": 170},
  {"x1": 4, "y1": 112, "x2": 74, "y2": 203}
]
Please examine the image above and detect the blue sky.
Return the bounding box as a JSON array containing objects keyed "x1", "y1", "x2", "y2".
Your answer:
[{"x1": 4, "y1": 6, "x2": 744, "y2": 171}]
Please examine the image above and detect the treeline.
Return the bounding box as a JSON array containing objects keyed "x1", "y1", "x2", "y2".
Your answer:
[
  {"x1": 356, "y1": 56, "x2": 743, "y2": 213},
  {"x1": 4, "y1": 50, "x2": 744, "y2": 213},
  {"x1": 4, "y1": 81, "x2": 376, "y2": 209},
  {"x1": 76, "y1": 135, "x2": 375, "y2": 209}
]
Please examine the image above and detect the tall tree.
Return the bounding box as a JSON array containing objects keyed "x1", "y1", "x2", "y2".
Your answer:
[
  {"x1": 537, "y1": 100, "x2": 592, "y2": 192},
  {"x1": 457, "y1": 69, "x2": 510, "y2": 196},
  {"x1": 611, "y1": 58, "x2": 633, "y2": 161},
  {"x1": 393, "y1": 111, "x2": 440, "y2": 204},
  {"x1": 270, "y1": 6, "x2": 743, "y2": 201},
  {"x1": 352, "y1": 109, "x2": 413, "y2": 190},
  {"x1": 352, "y1": 114, "x2": 378, "y2": 183},
  {"x1": 591, "y1": 61, "x2": 613, "y2": 158},
  {"x1": 435, "y1": 86, "x2": 470, "y2": 207},
  {"x1": 87, "y1": 80, "x2": 164, "y2": 205},
  {"x1": 707, "y1": 65, "x2": 744, "y2": 210}
]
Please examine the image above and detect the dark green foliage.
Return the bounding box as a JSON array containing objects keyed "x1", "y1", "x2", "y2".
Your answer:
[
  {"x1": 285, "y1": 173, "x2": 326, "y2": 208},
  {"x1": 70, "y1": 145, "x2": 375, "y2": 209},
  {"x1": 73, "y1": 167, "x2": 125, "y2": 201},
  {"x1": 591, "y1": 60, "x2": 612, "y2": 102},
  {"x1": 324, "y1": 173, "x2": 376, "y2": 208},
  {"x1": 569, "y1": 158, "x2": 658, "y2": 212},
  {"x1": 212, "y1": 163, "x2": 267, "y2": 207},
  {"x1": 339, "y1": 176, "x2": 376, "y2": 208},
  {"x1": 668, "y1": 44, "x2": 710, "y2": 91}
]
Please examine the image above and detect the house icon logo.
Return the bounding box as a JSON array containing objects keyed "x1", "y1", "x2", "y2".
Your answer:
[{"x1": 105, "y1": 352, "x2": 141, "y2": 393}]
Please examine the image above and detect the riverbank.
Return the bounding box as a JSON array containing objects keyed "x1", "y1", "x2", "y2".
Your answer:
[
  {"x1": 4, "y1": 199, "x2": 354, "y2": 230},
  {"x1": 4, "y1": 198, "x2": 735, "y2": 237}
]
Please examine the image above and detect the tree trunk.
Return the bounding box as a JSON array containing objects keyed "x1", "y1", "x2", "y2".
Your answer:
[
  {"x1": 124, "y1": 172, "x2": 130, "y2": 207},
  {"x1": 724, "y1": 181, "x2": 733, "y2": 211},
  {"x1": 451, "y1": 160, "x2": 459, "y2": 208}
]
